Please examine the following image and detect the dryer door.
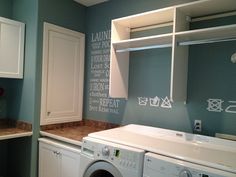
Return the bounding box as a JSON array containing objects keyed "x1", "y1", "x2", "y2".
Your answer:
[{"x1": 84, "y1": 161, "x2": 123, "y2": 177}]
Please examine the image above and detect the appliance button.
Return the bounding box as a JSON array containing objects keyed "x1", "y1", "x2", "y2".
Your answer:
[
  {"x1": 102, "y1": 146, "x2": 110, "y2": 157},
  {"x1": 179, "y1": 169, "x2": 192, "y2": 177}
]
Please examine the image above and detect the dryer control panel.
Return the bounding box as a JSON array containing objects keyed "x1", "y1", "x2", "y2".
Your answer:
[
  {"x1": 143, "y1": 152, "x2": 235, "y2": 177},
  {"x1": 81, "y1": 137, "x2": 145, "y2": 172}
]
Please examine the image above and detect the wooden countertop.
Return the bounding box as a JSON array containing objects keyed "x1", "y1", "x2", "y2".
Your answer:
[
  {"x1": 0, "y1": 120, "x2": 33, "y2": 140},
  {"x1": 40, "y1": 125, "x2": 106, "y2": 146},
  {"x1": 40, "y1": 120, "x2": 118, "y2": 146}
]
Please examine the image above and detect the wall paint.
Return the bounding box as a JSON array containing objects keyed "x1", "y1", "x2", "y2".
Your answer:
[
  {"x1": 2, "y1": 0, "x2": 39, "y2": 177},
  {"x1": 0, "y1": 0, "x2": 13, "y2": 120},
  {"x1": 0, "y1": 0, "x2": 12, "y2": 18},
  {"x1": 34, "y1": 1, "x2": 86, "y2": 177},
  {"x1": 1, "y1": 0, "x2": 86, "y2": 176},
  {"x1": 0, "y1": 1, "x2": 12, "y2": 176},
  {"x1": 84, "y1": 0, "x2": 236, "y2": 136}
]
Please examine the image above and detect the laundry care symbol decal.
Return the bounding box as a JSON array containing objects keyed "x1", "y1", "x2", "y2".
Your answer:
[
  {"x1": 207, "y1": 98, "x2": 236, "y2": 114},
  {"x1": 138, "y1": 96, "x2": 172, "y2": 109},
  {"x1": 207, "y1": 99, "x2": 224, "y2": 112}
]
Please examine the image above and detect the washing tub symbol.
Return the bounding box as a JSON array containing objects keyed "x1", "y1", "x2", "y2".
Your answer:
[{"x1": 138, "y1": 97, "x2": 148, "y2": 106}]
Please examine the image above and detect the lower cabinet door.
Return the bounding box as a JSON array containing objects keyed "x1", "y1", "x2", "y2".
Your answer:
[
  {"x1": 60, "y1": 148, "x2": 80, "y2": 177},
  {"x1": 39, "y1": 138, "x2": 81, "y2": 177},
  {"x1": 39, "y1": 142, "x2": 60, "y2": 177}
]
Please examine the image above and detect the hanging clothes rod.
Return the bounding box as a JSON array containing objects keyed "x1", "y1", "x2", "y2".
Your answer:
[
  {"x1": 116, "y1": 43, "x2": 172, "y2": 53},
  {"x1": 192, "y1": 11, "x2": 236, "y2": 22},
  {"x1": 131, "y1": 22, "x2": 173, "y2": 32},
  {"x1": 178, "y1": 37, "x2": 236, "y2": 46}
]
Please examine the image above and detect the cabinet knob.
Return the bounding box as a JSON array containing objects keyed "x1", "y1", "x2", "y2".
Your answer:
[
  {"x1": 47, "y1": 111, "x2": 51, "y2": 116},
  {"x1": 53, "y1": 151, "x2": 61, "y2": 156}
]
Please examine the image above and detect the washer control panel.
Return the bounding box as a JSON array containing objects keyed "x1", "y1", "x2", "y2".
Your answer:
[
  {"x1": 81, "y1": 137, "x2": 144, "y2": 171},
  {"x1": 143, "y1": 153, "x2": 235, "y2": 177}
]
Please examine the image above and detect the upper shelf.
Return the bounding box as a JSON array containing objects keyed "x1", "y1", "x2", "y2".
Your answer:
[
  {"x1": 176, "y1": 0, "x2": 236, "y2": 18},
  {"x1": 109, "y1": 0, "x2": 236, "y2": 101},
  {"x1": 176, "y1": 24, "x2": 236, "y2": 46},
  {"x1": 113, "y1": 7, "x2": 174, "y2": 29},
  {"x1": 113, "y1": 33, "x2": 173, "y2": 53}
]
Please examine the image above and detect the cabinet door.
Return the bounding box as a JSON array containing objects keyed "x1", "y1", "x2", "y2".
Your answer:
[
  {"x1": 60, "y1": 148, "x2": 80, "y2": 177},
  {"x1": 0, "y1": 17, "x2": 25, "y2": 78},
  {"x1": 40, "y1": 23, "x2": 85, "y2": 125},
  {"x1": 39, "y1": 142, "x2": 60, "y2": 177}
]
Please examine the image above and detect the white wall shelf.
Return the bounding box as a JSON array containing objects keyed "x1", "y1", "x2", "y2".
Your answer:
[
  {"x1": 114, "y1": 33, "x2": 173, "y2": 53},
  {"x1": 176, "y1": 24, "x2": 236, "y2": 46},
  {"x1": 176, "y1": 0, "x2": 236, "y2": 20},
  {"x1": 113, "y1": 7, "x2": 175, "y2": 30},
  {"x1": 109, "y1": 0, "x2": 236, "y2": 101}
]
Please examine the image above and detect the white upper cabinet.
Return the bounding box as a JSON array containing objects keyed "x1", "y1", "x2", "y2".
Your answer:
[
  {"x1": 109, "y1": 0, "x2": 236, "y2": 102},
  {"x1": 40, "y1": 23, "x2": 85, "y2": 125},
  {"x1": 0, "y1": 17, "x2": 25, "y2": 78}
]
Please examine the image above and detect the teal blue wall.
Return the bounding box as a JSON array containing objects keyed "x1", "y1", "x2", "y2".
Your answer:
[
  {"x1": 0, "y1": 0, "x2": 38, "y2": 176},
  {"x1": 84, "y1": 0, "x2": 236, "y2": 136},
  {"x1": 0, "y1": 1, "x2": 236, "y2": 177},
  {"x1": 0, "y1": 0, "x2": 13, "y2": 120},
  {"x1": 0, "y1": 1, "x2": 12, "y2": 176},
  {"x1": 33, "y1": 1, "x2": 86, "y2": 177},
  {"x1": 0, "y1": 0, "x2": 12, "y2": 18},
  {"x1": 0, "y1": 0, "x2": 86, "y2": 176}
]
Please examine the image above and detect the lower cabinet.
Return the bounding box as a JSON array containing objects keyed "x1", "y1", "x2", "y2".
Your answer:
[{"x1": 39, "y1": 138, "x2": 81, "y2": 177}]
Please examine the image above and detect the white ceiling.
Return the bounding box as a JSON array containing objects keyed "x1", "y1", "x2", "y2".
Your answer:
[{"x1": 74, "y1": 0, "x2": 109, "y2": 7}]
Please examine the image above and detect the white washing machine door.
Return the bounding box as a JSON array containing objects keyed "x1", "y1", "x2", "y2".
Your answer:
[{"x1": 83, "y1": 161, "x2": 123, "y2": 177}]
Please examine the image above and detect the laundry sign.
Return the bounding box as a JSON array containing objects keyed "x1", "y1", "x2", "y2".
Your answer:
[
  {"x1": 138, "y1": 96, "x2": 172, "y2": 109},
  {"x1": 207, "y1": 98, "x2": 236, "y2": 114},
  {"x1": 88, "y1": 30, "x2": 121, "y2": 114}
]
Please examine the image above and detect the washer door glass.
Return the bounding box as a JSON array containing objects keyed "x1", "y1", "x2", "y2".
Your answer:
[{"x1": 84, "y1": 161, "x2": 123, "y2": 177}]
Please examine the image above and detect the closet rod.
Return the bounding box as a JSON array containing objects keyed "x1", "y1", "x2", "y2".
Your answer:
[
  {"x1": 178, "y1": 37, "x2": 236, "y2": 46},
  {"x1": 116, "y1": 43, "x2": 172, "y2": 53},
  {"x1": 192, "y1": 11, "x2": 236, "y2": 22},
  {"x1": 131, "y1": 22, "x2": 173, "y2": 32}
]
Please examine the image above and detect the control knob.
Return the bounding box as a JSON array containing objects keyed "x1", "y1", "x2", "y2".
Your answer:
[
  {"x1": 102, "y1": 146, "x2": 110, "y2": 157},
  {"x1": 179, "y1": 169, "x2": 192, "y2": 177}
]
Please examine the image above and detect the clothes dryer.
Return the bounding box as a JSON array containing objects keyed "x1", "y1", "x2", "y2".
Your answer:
[{"x1": 143, "y1": 152, "x2": 236, "y2": 177}]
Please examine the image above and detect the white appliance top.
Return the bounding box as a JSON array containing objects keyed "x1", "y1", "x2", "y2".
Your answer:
[{"x1": 88, "y1": 124, "x2": 236, "y2": 174}]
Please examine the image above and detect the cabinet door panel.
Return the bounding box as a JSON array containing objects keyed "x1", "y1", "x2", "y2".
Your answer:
[
  {"x1": 47, "y1": 31, "x2": 80, "y2": 117},
  {"x1": 40, "y1": 23, "x2": 84, "y2": 125},
  {"x1": 0, "y1": 18, "x2": 25, "y2": 78},
  {"x1": 39, "y1": 143, "x2": 60, "y2": 177},
  {"x1": 60, "y1": 149, "x2": 80, "y2": 177}
]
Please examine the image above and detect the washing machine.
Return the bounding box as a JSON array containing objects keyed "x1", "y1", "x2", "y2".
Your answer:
[
  {"x1": 143, "y1": 152, "x2": 236, "y2": 177},
  {"x1": 79, "y1": 137, "x2": 145, "y2": 177}
]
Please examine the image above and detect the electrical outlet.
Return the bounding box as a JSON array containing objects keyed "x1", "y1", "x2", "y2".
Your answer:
[{"x1": 194, "y1": 120, "x2": 202, "y2": 132}]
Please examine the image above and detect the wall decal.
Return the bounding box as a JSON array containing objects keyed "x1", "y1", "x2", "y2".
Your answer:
[
  {"x1": 207, "y1": 99, "x2": 224, "y2": 112},
  {"x1": 149, "y1": 96, "x2": 160, "y2": 107},
  {"x1": 88, "y1": 30, "x2": 121, "y2": 114},
  {"x1": 161, "y1": 96, "x2": 172, "y2": 109},
  {"x1": 207, "y1": 99, "x2": 236, "y2": 114},
  {"x1": 138, "y1": 97, "x2": 148, "y2": 106},
  {"x1": 225, "y1": 101, "x2": 236, "y2": 113},
  {"x1": 138, "y1": 96, "x2": 172, "y2": 109}
]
